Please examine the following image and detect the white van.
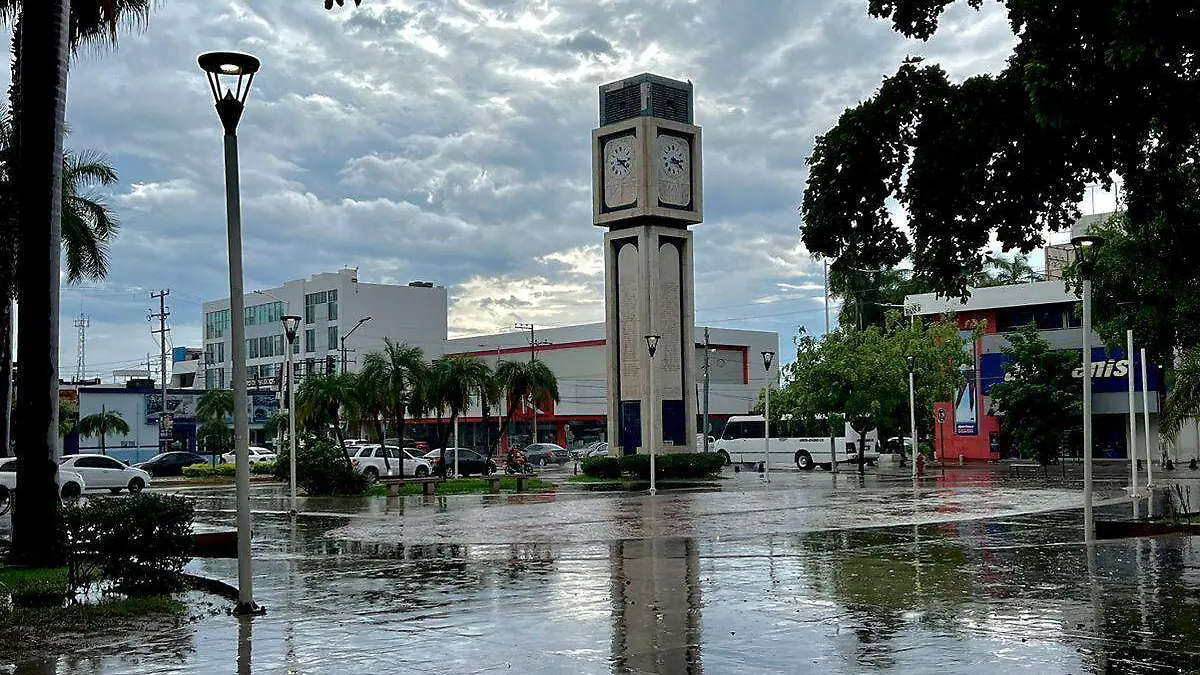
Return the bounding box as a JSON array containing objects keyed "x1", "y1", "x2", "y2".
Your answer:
[{"x1": 712, "y1": 415, "x2": 879, "y2": 471}]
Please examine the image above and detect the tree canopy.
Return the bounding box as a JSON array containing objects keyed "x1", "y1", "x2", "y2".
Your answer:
[
  {"x1": 802, "y1": 2, "x2": 1200, "y2": 298},
  {"x1": 987, "y1": 323, "x2": 1080, "y2": 466}
]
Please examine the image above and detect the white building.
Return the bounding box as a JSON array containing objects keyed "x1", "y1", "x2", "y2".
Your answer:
[
  {"x1": 425, "y1": 323, "x2": 778, "y2": 450},
  {"x1": 201, "y1": 269, "x2": 448, "y2": 390}
]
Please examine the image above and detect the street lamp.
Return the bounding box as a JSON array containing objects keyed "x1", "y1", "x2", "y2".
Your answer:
[
  {"x1": 761, "y1": 351, "x2": 775, "y2": 482},
  {"x1": 907, "y1": 355, "x2": 918, "y2": 480},
  {"x1": 645, "y1": 334, "x2": 661, "y2": 496},
  {"x1": 199, "y1": 50, "x2": 260, "y2": 615},
  {"x1": 340, "y1": 316, "x2": 373, "y2": 373},
  {"x1": 281, "y1": 315, "x2": 301, "y2": 517},
  {"x1": 1072, "y1": 233, "x2": 1103, "y2": 545}
]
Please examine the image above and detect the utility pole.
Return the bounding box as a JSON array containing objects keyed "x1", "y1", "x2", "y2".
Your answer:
[
  {"x1": 702, "y1": 327, "x2": 711, "y2": 454},
  {"x1": 149, "y1": 290, "x2": 171, "y2": 453},
  {"x1": 515, "y1": 322, "x2": 537, "y2": 443},
  {"x1": 73, "y1": 314, "x2": 89, "y2": 381},
  {"x1": 824, "y1": 259, "x2": 830, "y2": 334}
]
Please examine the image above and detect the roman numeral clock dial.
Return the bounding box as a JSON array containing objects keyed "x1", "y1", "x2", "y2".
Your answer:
[{"x1": 656, "y1": 134, "x2": 691, "y2": 207}]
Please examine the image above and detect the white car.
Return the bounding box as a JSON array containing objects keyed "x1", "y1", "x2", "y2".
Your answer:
[
  {"x1": 0, "y1": 457, "x2": 86, "y2": 499},
  {"x1": 59, "y1": 454, "x2": 151, "y2": 494},
  {"x1": 220, "y1": 446, "x2": 277, "y2": 466},
  {"x1": 349, "y1": 444, "x2": 432, "y2": 480}
]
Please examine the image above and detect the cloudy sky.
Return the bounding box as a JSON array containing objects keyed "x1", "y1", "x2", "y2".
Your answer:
[{"x1": 5, "y1": 0, "x2": 1113, "y2": 380}]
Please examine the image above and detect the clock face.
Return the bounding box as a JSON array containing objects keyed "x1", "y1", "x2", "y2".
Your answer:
[
  {"x1": 656, "y1": 134, "x2": 691, "y2": 207},
  {"x1": 603, "y1": 135, "x2": 638, "y2": 209}
]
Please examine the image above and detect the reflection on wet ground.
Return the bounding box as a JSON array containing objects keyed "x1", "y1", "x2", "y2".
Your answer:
[{"x1": 6, "y1": 468, "x2": 1200, "y2": 674}]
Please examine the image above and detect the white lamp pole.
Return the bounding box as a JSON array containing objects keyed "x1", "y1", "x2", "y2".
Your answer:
[
  {"x1": 282, "y1": 315, "x2": 300, "y2": 516},
  {"x1": 645, "y1": 334, "x2": 661, "y2": 496},
  {"x1": 907, "y1": 355, "x2": 918, "y2": 480},
  {"x1": 1073, "y1": 234, "x2": 1103, "y2": 546},
  {"x1": 761, "y1": 351, "x2": 775, "y2": 482},
  {"x1": 200, "y1": 50, "x2": 261, "y2": 615}
]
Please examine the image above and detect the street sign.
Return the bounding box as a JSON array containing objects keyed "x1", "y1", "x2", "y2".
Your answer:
[{"x1": 937, "y1": 408, "x2": 947, "y2": 424}]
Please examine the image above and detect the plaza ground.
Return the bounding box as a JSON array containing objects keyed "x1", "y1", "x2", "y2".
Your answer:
[{"x1": 3, "y1": 465, "x2": 1200, "y2": 673}]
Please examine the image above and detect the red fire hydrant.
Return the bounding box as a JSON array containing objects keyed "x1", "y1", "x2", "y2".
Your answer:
[{"x1": 916, "y1": 453, "x2": 927, "y2": 477}]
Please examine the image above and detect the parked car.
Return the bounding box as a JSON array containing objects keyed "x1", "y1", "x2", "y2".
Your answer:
[
  {"x1": 220, "y1": 446, "x2": 277, "y2": 466},
  {"x1": 136, "y1": 451, "x2": 209, "y2": 477},
  {"x1": 585, "y1": 442, "x2": 610, "y2": 458},
  {"x1": 349, "y1": 444, "x2": 433, "y2": 479},
  {"x1": 422, "y1": 448, "x2": 497, "y2": 477},
  {"x1": 523, "y1": 443, "x2": 568, "y2": 468},
  {"x1": 0, "y1": 457, "x2": 86, "y2": 499},
  {"x1": 59, "y1": 454, "x2": 151, "y2": 494},
  {"x1": 571, "y1": 441, "x2": 604, "y2": 460}
]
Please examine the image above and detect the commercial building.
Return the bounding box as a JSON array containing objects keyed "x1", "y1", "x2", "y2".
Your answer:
[
  {"x1": 419, "y1": 323, "x2": 779, "y2": 451},
  {"x1": 201, "y1": 269, "x2": 447, "y2": 390},
  {"x1": 905, "y1": 280, "x2": 1167, "y2": 463}
]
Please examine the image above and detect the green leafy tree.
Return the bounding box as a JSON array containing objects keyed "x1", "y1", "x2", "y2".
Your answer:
[
  {"x1": 75, "y1": 409, "x2": 130, "y2": 455},
  {"x1": 296, "y1": 372, "x2": 356, "y2": 468},
  {"x1": 493, "y1": 359, "x2": 561, "y2": 455},
  {"x1": 360, "y1": 339, "x2": 426, "y2": 477},
  {"x1": 801, "y1": 3, "x2": 1200, "y2": 302},
  {"x1": 828, "y1": 265, "x2": 931, "y2": 331},
  {"x1": 987, "y1": 323, "x2": 1081, "y2": 467},
  {"x1": 195, "y1": 388, "x2": 234, "y2": 424},
  {"x1": 1161, "y1": 349, "x2": 1200, "y2": 454},
  {"x1": 263, "y1": 410, "x2": 289, "y2": 446},
  {"x1": 774, "y1": 315, "x2": 969, "y2": 467},
  {"x1": 978, "y1": 253, "x2": 1036, "y2": 287},
  {"x1": 57, "y1": 399, "x2": 77, "y2": 437}
]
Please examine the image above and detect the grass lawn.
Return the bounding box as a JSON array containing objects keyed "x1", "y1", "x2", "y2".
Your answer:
[
  {"x1": 566, "y1": 474, "x2": 724, "y2": 488},
  {"x1": 0, "y1": 566, "x2": 185, "y2": 647},
  {"x1": 365, "y1": 476, "x2": 555, "y2": 496}
]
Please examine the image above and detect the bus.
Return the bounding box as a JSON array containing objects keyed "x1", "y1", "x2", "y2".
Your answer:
[{"x1": 710, "y1": 414, "x2": 879, "y2": 471}]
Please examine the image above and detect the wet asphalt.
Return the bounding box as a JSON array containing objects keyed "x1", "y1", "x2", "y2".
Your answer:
[{"x1": 5, "y1": 465, "x2": 1200, "y2": 674}]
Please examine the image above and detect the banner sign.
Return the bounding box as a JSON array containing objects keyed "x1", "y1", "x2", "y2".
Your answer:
[{"x1": 979, "y1": 347, "x2": 1162, "y2": 396}]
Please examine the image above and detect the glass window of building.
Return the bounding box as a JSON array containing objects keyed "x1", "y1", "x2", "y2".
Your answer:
[
  {"x1": 328, "y1": 326, "x2": 338, "y2": 352},
  {"x1": 305, "y1": 329, "x2": 316, "y2": 353},
  {"x1": 327, "y1": 289, "x2": 338, "y2": 321}
]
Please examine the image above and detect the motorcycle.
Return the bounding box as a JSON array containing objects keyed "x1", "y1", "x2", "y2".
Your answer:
[{"x1": 505, "y1": 450, "x2": 535, "y2": 475}]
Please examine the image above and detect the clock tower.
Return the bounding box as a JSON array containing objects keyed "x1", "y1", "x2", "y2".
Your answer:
[{"x1": 592, "y1": 73, "x2": 702, "y2": 457}]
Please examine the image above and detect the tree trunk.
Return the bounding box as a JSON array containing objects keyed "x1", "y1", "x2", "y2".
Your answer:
[
  {"x1": 395, "y1": 404, "x2": 406, "y2": 479},
  {"x1": 436, "y1": 409, "x2": 448, "y2": 477},
  {"x1": 100, "y1": 431, "x2": 106, "y2": 455},
  {"x1": 331, "y1": 410, "x2": 352, "y2": 469},
  {"x1": 481, "y1": 406, "x2": 493, "y2": 459},
  {"x1": 857, "y1": 429, "x2": 866, "y2": 475},
  {"x1": 376, "y1": 416, "x2": 388, "y2": 472},
  {"x1": 0, "y1": 22, "x2": 22, "y2": 461},
  {"x1": 0, "y1": 298, "x2": 12, "y2": 458},
  {"x1": 9, "y1": 0, "x2": 69, "y2": 568}
]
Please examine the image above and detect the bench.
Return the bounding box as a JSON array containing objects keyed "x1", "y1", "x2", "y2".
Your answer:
[
  {"x1": 378, "y1": 476, "x2": 442, "y2": 496},
  {"x1": 484, "y1": 473, "x2": 540, "y2": 494}
]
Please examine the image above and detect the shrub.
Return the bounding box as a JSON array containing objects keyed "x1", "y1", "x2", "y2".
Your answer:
[
  {"x1": 63, "y1": 493, "x2": 194, "y2": 595},
  {"x1": 581, "y1": 456, "x2": 621, "y2": 478},
  {"x1": 251, "y1": 460, "x2": 278, "y2": 476},
  {"x1": 296, "y1": 439, "x2": 367, "y2": 496},
  {"x1": 619, "y1": 452, "x2": 724, "y2": 480},
  {"x1": 182, "y1": 462, "x2": 235, "y2": 478}
]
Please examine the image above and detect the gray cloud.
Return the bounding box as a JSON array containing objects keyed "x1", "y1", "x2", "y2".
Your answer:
[{"x1": 0, "y1": 0, "x2": 1018, "y2": 375}]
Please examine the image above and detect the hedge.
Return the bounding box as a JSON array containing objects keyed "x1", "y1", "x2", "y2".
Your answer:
[
  {"x1": 182, "y1": 463, "x2": 235, "y2": 478},
  {"x1": 63, "y1": 493, "x2": 194, "y2": 595},
  {"x1": 581, "y1": 452, "x2": 724, "y2": 480}
]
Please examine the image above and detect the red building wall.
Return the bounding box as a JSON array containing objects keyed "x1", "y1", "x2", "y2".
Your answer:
[{"x1": 933, "y1": 310, "x2": 1001, "y2": 463}]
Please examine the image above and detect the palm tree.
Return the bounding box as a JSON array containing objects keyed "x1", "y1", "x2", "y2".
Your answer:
[
  {"x1": 493, "y1": 359, "x2": 561, "y2": 455},
  {"x1": 360, "y1": 339, "x2": 426, "y2": 477},
  {"x1": 426, "y1": 356, "x2": 491, "y2": 472},
  {"x1": 196, "y1": 389, "x2": 235, "y2": 424},
  {"x1": 198, "y1": 420, "x2": 234, "y2": 457},
  {"x1": 76, "y1": 408, "x2": 130, "y2": 455},
  {"x1": 477, "y1": 367, "x2": 502, "y2": 458},
  {"x1": 2, "y1": 0, "x2": 153, "y2": 567},
  {"x1": 1162, "y1": 349, "x2": 1200, "y2": 461},
  {"x1": 979, "y1": 253, "x2": 1036, "y2": 286},
  {"x1": 296, "y1": 372, "x2": 356, "y2": 468}
]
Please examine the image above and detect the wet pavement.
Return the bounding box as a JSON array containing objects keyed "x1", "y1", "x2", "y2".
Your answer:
[{"x1": 6, "y1": 466, "x2": 1200, "y2": 674}]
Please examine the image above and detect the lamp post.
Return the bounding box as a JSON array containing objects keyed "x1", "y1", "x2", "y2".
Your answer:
[
  {"x1": 761, "y1": 351, "x2": 775, "y2": 482},
  {"x1": 340, "y1": 316, "x2": 373, "y2": 373},
  {"x1": 907, "y1": 355, "x2": 918, "y2": 480},
  {"x1": 1072, "y1": 233, "x2": 1103, "y2": 545},
  {"x1": 282, "y1": 315, "x2": 301, "y2": 516},
  {"x1": 199, "y1": 50, "x2": 261, "y2": 614},
  {"x1": 645, "y1": 334, "x2": 661, "y2": 496}
]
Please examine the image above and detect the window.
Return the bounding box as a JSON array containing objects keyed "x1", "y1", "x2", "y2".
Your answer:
[
  {"x1": 724, "y1": 421, "x2": 764, "y2": 440},
  {"x1": 293, "y1": 338, "x2": 300, "y2": 355},
  {"x1": 205, "y1": 309, "x2": 231, "y2": 339},
  {"x1": 328, "y1": 326, "x2": 339, "y2": 352},
  {"x1": 306, "y1": 358, "x2": 316, "y2": 376},
  {"x1": 305, "y1": 291, "x2": 327, "y2": 324},
  {"x1": 77, "y1": 456, "x2": 122, "y2": 469},
  {"x1": 374, "y1": 448, "x2": 388, "y2": 458},
  {"x1": 305, "y1": 329, "x2": 316, "y2": 353},
  {"x1": 0, "y1": 460, "x2": 16, "y2": 472},
  {"x1": 327, "y1": 289, "x2": 338, "y2": 321}
]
